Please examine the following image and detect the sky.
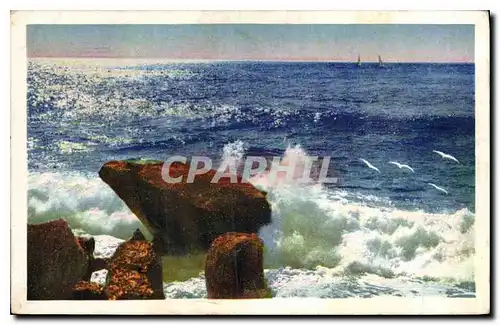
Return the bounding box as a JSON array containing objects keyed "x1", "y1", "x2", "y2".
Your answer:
[{"x1": 27, "y1": 24, "x2": 474, "y2": 63}]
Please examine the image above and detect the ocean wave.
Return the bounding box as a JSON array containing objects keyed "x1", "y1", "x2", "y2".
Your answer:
[
  {"x1": 160, "y1": 268, "x2": 475, "y2": 299},
  {"x1": 86, "y1": 234, "x2": 474, "y2": 299},
  {"x1": 246, "y1": 144, "x2": 475, "y2": 282},
  {"x1": 27, "y1": 140, "x2": 475, "y2": 284},
  {"x1": 257, "y1": 181, "x2": 475, "y2": 279},
  {"x1": 263, "y1": 267, "x2": 474, "y2": 298},
  {"x1": 28, "y1": 171, "x2": 151, "y2": 239}
]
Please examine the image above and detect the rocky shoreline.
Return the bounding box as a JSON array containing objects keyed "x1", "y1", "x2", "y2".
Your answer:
[
  {"x1": 27, "y1": 160, "x2": 273, "y2": 300},
  {"x1": 27, "y1": 160, "x2": 476, "y2": 300},
  {"x1": 28, "y1": 219, "x2": 273, "y2": 300}
]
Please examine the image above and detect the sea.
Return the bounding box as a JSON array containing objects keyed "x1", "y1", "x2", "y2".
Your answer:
[{"x1": 27, "y1": 58, "x2": 476, "y2": 298}]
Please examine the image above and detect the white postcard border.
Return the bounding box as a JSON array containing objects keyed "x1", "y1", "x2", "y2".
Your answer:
[{"x1": 10, "y1": 10, "x2": 490, "y2": 315}]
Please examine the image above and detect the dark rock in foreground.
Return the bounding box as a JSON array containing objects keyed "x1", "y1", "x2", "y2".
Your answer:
[
  {"x1": 104, "y1": 234, "x2": 164, "y2": 300},
  {"x1": 28, "y1": 223, "x2": 164, "y2": 300},
  {"x1": 99, "y1": 160, "x2": 272, "y2": 255},
  {"x1": 205, "y1": 232, "x2": 270, "y2": 299},
  {"x1": 27, "y1": 219, "x2": 89, "y2": 300},
  {"x1": 72, "y1": 281, "x2": 107, "y2": 300}
]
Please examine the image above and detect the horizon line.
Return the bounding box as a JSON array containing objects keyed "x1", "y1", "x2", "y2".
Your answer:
[{"x1": 28, "y1": 57, "x2": 474, "y2": 64}]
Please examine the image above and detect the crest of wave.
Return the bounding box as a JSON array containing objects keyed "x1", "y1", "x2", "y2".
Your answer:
[
  {"x1": 243, "y1": 145, "x2": 476, "y2": 283},
  {"x1": 27, "y1": 171, "x2": 151, "y2": 240},
  {"x1": 219, "y1": 141, "x2": 324, "y2": 187},
  {"x1": 220, "y1": 140, "x2": 247, "y2": 170},
  {"x1": 249, "y1": 144, "x2": 322, "y2": 188}
]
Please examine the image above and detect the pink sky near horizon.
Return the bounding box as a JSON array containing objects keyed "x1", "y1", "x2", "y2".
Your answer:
[{"x1": 27, "y1": 24, "x2": 475, "y2": 63}]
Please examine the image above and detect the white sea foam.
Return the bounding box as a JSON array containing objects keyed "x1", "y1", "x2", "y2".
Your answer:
[
  {"x1": 85, "y1": 234, "x2": 474, "y2": 299},
  {"x1": 221, "y1": 139, "x2": 247, "y2": 170},
  {"x1": 28, "y1": 171, "x2": 150, "y2": 239},
  {"x1": 163, "y1": 276, "x2": 208, "y2": 299},
  {"x1": 248, "y1": 144, "x2": 475, "y2": 283},
  {"x1": 249, "y1": 144, "x2": 323, "y2": 187},
  {"x1": 162, "y1": 268, "x2": 474, "y2": 299}
]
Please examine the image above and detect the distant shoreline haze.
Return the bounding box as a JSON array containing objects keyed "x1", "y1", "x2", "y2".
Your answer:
[{"x1": 27, "y1": 57, "x2": 474, "y2": 64}]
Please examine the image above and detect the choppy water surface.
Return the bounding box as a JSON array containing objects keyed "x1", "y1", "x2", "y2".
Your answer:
[{"x1": 28, "y1": 58, "x2": 475, "y2": 298}]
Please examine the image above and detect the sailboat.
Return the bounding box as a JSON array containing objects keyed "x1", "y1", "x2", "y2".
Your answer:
[
  {"x1": 356, "y1": 54, "x2": 361, "y2": 67},
  {"x1": 377, "y1": 55, "x2": 384, "y2": 68}
]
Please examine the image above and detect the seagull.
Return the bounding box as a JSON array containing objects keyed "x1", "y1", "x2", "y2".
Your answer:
[
  {"x1": 432, "y1": 150, "x2": 460, "y2": 163},
  {"x1": 389, "y1": 161, "x2": 415, "y2": 173},
  {"x1": 360, "y1": 158, "x2": 381, "y2": 173},
  {"x1": 428, "y1": 183, "x2": 449, "y2": 195}
]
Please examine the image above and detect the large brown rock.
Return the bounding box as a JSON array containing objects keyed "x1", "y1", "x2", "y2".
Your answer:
[
  {"x1": 104, "y1": 236, "x2": 164, "y2": 300},
  {"x1": 99, "y1": 160, "x2": 272, "y2": 255},
  {"x1": 205, "y1": 232, "x2": 270, "y2": 299},
  {"x1": 27, "y1": 219, "x2": 89, "y2": 300}
]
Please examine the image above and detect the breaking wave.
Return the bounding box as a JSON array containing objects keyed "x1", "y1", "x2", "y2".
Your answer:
[
  {"x1": 27, "y1": 171, "x2": 151, "y2": 239},
  {"x1": 27, "y1": 141, "x2": 475, "y2": 285}
]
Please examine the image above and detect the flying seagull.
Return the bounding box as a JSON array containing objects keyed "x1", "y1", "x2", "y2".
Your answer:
[
  {"x1": 428, "y1": 183, "x2": 449, "y2": 195},
  {"x1": 432, "y1": 150, "x2": 460, "y2": 163},
  {"x1": 389, "y1": 161, "x2": 415, "y2": 173},
  {"x1": 360, "y1": 158, "x2": 381, "y2": 173}
]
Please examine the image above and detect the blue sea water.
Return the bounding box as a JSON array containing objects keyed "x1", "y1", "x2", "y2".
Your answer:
[
  {"x1": 27, "y1": 59, "x2": 476, "y2": 296},
  {"x1": 28, "y1": 60, "x2": 475, "y2": 211}
]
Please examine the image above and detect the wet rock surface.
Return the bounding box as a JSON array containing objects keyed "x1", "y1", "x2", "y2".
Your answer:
[
  {"x1": 104, "y1": 235, "x2": 165, "y2": 300},
  {"x1": 205, "y1": 232, "x2": 270, "y2": 299},
  {"x1": 27, "y1": 219, "x2": 89, "y2": 300},
  {"x1": 99, "y1": 160, "x2": 272, "y2": 255}
]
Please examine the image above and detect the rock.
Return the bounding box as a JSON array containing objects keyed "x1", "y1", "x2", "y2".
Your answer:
[
  {"x1": 83, "y1": 258, "x2": 108, "y2": 281},
  {"x1": 76, "y1": 236, "x2": 109, "y2": 281},
  {"x1": 27, "y1": 219, "x2": 89, "y2": 300},
  {"x1": 205, "y1": 232, "x2": 270, "y2": 299},
  {"x1": 71, "y1": 281, "x2": 107, "y2": 300},
  {"x1": 99, "y1": 160, "x2": 272, "y2": 255},
  {"x1": 90, "y1": 258, "x2": 108, "y2": 271},
  {"x1": 76, "y1": 236, "x2": 95, "y2": 255},
  {"x1": 104, "y1": 237, "x2": 164, "y2": 300},
  {"x1": 130, "y1": 228, "x2": 146, "y2": 241}
]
